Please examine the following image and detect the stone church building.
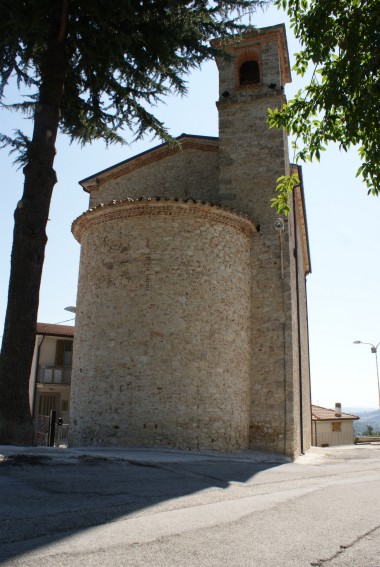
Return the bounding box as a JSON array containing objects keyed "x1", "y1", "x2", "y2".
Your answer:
[{"x1": 70, "y1": 24, "x2": 312, "y2": 458}]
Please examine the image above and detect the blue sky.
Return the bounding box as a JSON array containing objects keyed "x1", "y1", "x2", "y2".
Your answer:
[{"x1": 1, "y1": 5, "x2": 379, "y2": 410}]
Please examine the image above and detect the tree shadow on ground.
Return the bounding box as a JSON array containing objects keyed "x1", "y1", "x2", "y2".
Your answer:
[{"x1": 0, "y1": 451, "x2": 287, "y2": 564}]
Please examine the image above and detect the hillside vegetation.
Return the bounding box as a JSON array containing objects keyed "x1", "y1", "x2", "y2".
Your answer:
[{"x1": 350, "y1": 409, "x2": 380, "y2": 435}]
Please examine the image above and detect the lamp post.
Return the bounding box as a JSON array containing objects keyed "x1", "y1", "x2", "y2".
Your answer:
[
  {"x1": 64, "y1": 306, "x2": 76, "y2": 314},
  {"x1": 353, "y1": 340, "x2": 380, "y2": 408}
]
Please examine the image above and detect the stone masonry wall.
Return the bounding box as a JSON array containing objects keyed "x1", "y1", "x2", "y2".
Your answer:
[
  {"x1": 280, "y1": 187, "x2": 312, "y2": 456},
  {"x1": 293, "y1": 188, "x2": 312, "y2": 450},
  {"x1": 70, "y1": 200, "x2": 254, "y2": 451},
  {"x1": 89, "y1": 146, "x2": 219, "y2": 208},
  {"x1": 215, "y1": 28, "x2": 306, "y2": 456}
]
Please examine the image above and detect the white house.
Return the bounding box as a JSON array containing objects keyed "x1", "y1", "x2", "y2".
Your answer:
[
  {"x1": 312, "y1": 404, "x2": 359, "y2": 447},
  {"x1": 29, "y1": 323, "x2": 74, "y2": 426}
]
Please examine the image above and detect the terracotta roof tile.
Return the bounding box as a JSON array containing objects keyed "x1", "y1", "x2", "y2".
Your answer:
[
  {"x1": 36, "y1": 323, "x2": 75, "y2": 337},
  {"x1": 312, "y1": 404, "x2": 359, "y2": 421}
]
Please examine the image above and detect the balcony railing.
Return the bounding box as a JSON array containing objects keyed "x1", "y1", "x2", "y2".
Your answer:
[{"x1": 37, "y1": 365, "x2": 72, "y2": 385}]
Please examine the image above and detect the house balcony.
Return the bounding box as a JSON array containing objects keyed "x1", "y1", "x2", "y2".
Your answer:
[{"x1": 37, "y1": 365, "x2": 72, "y2": 385}]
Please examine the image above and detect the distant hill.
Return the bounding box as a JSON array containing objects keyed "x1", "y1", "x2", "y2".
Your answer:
[{"x1": 346, "y1": 408, "x2": 380, "y2": 435}]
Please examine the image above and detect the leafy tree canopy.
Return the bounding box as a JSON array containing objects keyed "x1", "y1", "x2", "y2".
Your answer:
[{"x1": 269, "y1": 0, "x2": 380, "y2": 213}]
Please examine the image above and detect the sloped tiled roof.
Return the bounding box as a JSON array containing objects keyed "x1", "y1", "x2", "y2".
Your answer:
[
  {"x1": 36, "y1": 323, "x2": 75, "y2": 338},
  {"x1": 312, "y1": 405, "x2": 359, "y2": 421}
]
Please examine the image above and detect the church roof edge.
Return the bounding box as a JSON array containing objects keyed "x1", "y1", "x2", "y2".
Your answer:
[
  {"x1": 292, "y1": 164, "x2": 311, "y2": 276},
  {"x1": 79, "y1": 134, "x2": 219, "y2": 193}
]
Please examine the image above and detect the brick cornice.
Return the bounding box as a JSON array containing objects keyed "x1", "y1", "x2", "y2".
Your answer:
[{"x1": 72, "y1": 197, "x2": 256, "y2": 242}]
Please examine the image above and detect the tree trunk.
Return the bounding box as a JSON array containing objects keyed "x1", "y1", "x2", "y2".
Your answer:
[{"x1": 0, "y1": 1, "x2": 68, "y2": 445}]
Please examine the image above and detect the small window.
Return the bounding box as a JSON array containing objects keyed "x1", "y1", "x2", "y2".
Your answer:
[
  {"x1": 331, "y1": 422, "x2": 341, "y2": 432},
  {"x1": 239, "y1": 60, "x2": 260, "y2": 86},
  {"x1": 55, "y1": 340, "x2": 73, "y2": 367}
]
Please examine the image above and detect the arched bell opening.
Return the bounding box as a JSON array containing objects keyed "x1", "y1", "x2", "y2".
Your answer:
[{"x1": 239, "y1": 60, "x2": 260, "y2": 86}]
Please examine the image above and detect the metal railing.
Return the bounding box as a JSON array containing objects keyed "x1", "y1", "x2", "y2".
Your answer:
[
  {"x1": 34, "y1": 415, "x2": 69, "y2": 447},
  {"x1": 55, "y1": 423, "x2": 69, "y2": 447},
  {"x1": 33, "y1": 415, "x2": 50, "y2": 446},
  {"x1": 37, "y1": 365, "x2": 72, "y2": 384}
]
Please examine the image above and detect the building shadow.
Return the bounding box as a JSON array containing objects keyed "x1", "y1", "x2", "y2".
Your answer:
[{"x1": 0, "y1": 451, "x2": 286, "y2": 563}]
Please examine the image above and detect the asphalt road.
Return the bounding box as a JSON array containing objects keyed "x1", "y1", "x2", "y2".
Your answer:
[{"x1": 0, "y1": 444, "x2": 380, "y2": 566}]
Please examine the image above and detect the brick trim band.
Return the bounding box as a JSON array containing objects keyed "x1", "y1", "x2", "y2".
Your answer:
[{"x1": 72, "y1": 197, "x2": 256, "y2": 242}]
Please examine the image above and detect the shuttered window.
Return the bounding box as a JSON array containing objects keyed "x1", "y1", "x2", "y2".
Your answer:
[{"x1": 55, "y1": 340, "x2": 73, "y2": 367}]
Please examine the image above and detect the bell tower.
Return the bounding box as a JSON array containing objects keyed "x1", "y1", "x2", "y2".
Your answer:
[
  {"x1": 214, "y1": 25, "x2": 311, "y2": 456},
  {"x1": 214, "y1": 24, "x2": 291, "y2": 219}
]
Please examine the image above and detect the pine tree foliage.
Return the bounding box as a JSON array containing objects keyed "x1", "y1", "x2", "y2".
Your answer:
[
  {"x1": 1, "y1": 0, "x2": 269, "y2": 154},
  {"x1": 269, "y1": 0, "x2": 380, "y2": 212}
]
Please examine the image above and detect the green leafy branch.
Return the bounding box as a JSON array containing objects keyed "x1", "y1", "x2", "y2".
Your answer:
[
  {"x1": 270, "y1": 172, "x2": 300, "y2": 216},
  {"x1": 269, "y1": 0, "x2": 380, "y2": 197}
]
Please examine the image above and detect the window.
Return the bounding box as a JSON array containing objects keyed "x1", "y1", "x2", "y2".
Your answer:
[
  {"x1": 55, "y1": 340, "x2": 73, "y2": 367},
  {"x1": 331, "y1": 422, "x2": 341, "y2": 432},
  {"x1": 239, "y1": 60, "x2": 260, "y2": 86}
]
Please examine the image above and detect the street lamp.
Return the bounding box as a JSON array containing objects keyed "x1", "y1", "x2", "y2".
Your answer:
[
  {"x1": 64, "y1": 306, "x2": 76, "y2": 314},
  {"x1": 353, "y1": 340, "x2": 380, "y2": 408}
]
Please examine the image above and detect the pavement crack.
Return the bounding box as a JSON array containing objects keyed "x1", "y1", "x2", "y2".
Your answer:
[{"x1": 310, "y1": 524, "x2": 380, "y2": 566}]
